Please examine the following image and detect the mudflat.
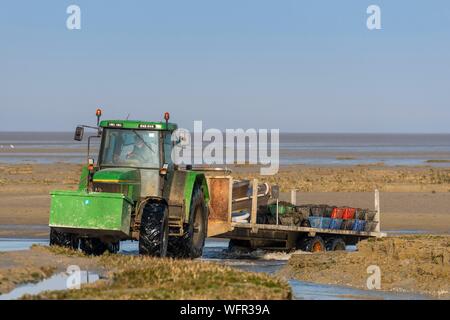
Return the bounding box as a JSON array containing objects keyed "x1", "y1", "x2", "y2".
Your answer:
[
  {"x1": 0, "y1": 163, "x2": 449, "y2": 237},
  {"x1": 282, "y1": 235, "x2": 450, "y2": 298}
]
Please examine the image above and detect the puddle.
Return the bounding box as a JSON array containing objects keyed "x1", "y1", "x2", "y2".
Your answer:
[
  {"x1": 118, "y1": 240, "x2": 138, "y2": 254},
  {"x1": 0, "y1": 238, "x2": 48, "y2": 252},
  {"x1": 0, "y1": 271, "x2": 100, "y2": 300},
  {"x1": 289, "y1": 280, "x2": 429, "y2": 300},
  {"x1": 386, "y1": 229, "x2": 428, "y2": 235}
]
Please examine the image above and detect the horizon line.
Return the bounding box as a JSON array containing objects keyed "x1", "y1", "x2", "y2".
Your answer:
[{"x1": 1, "y1": 131, "x2": 450, "y2": 135}]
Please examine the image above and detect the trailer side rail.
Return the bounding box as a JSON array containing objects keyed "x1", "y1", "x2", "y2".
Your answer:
[{"x1": 230, "y1": 222, "x2": 386, "y2": 238}]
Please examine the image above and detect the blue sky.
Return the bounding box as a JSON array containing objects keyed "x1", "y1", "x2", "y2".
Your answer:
[{"x1": 1, "y1": 1, "x2": 450, "y2": 132}]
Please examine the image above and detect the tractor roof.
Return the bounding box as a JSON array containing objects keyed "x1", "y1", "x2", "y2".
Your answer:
[{"x1": 99, "y1": 120, "x2": 177, "y2": 131}]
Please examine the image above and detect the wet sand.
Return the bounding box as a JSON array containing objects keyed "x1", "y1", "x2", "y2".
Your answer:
[
  {"x1": 0, "y1": 163, "x2": 449, "y2": 237},
  {"x1": 283, "y1": 235, "x2": 450, "y2": 298}
]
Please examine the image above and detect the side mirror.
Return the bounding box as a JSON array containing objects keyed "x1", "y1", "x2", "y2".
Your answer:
[{"x1": 74, "y1": 126, "x2": 84, "y2": 141}]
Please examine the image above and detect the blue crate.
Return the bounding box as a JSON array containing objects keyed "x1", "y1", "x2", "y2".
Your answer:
[
  {"x1": 352, "y1": 219, "x2": 366, "y2": 232},
  {"x1": 308, "y1": 217, "x2": 332, "y2": 229},
  {"x1": 329, "y1": 218, "x2": 343, "y2": 230},
  {"x1": 341, "y1": 219, "x2": 355, "y2": 230}
]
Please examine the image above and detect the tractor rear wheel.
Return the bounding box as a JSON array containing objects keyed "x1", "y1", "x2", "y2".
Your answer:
[
  {"x1": 80, "y1": 238, "x2": 108, "y2": 256},
  {"x1": 167, "y1": 184, "x2": 207, "y2": 259},
  {"x1": 49, "y1": 228, "x2": 78, "y2": 249},
  {"x1": 139, "y1": 202, "x2": 169, "y2": 257}
]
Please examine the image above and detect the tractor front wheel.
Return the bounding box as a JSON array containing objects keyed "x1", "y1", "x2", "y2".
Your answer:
[
  {"x1": 139, "y1": 202, "x2": 169, "y2": 257},
  {"x1": 49, "y1": 228, "x2": 78, "y2": 249},
  {"x1": 80, "y1": 238, "x2": 108, "y2": 256}
]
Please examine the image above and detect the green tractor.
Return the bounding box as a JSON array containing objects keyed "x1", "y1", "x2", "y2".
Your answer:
[{"x1": 49, "y1": 110, "x2": 210, "y2": 258}]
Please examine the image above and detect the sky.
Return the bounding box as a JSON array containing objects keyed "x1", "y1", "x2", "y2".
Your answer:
[{"x1": 1, "y1": 0, "x2": 450, "y2": 133}]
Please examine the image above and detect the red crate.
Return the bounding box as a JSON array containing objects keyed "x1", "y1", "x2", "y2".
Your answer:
[
  {"x1": 331, "y1": 207, "x2": 345, "y2": 219},
  {"x1": 342, "y1": 207, "x2": 356, "y2": 219}
]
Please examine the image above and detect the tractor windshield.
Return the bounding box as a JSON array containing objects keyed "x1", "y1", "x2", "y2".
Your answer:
[{"x1": 99, "y1": 129, "x2": 160, "y2": 168}]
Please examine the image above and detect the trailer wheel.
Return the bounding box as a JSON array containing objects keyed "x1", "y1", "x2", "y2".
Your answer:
[
  {"x1": 80, "y1": 238, "x2": 108, "y2": 256},
  {"x1": 49, "y1": 228, "x2": 78, "y2": 249},
  {"x1": 139, "y1": 202, "x2": 169, "y2": 257},
  {"x1": 168, "y1": 184, "x2": 207, "y2": 259},
  {"x1": 298, "y1": 236, "x2": 325, "y2": 253},
  {"x1": 326, "y1": 238, "x2": 346, "y2": 251}
]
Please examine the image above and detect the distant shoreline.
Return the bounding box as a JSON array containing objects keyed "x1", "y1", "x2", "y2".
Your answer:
[{"x1": 1, "y1": 132, "x2": 450, "y2": 166}]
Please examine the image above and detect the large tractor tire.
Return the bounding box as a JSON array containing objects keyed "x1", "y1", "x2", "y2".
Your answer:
[
  {"x1": 80, "y1": 238, "x2": 108, "y2": 256},
  {"x1": 139, "y1": 202, "x2": 169, "y2": 257},
  {"x1": 326, "y1": 237, "x2": 346, "y2": 251},
  {"x1": 49, "y1": 228, "x2": 78, "y2": 249},
  {"x1": 167, "y1": 184, "x2": 208, "y2": 259},
  {"x1": 297, "y1": 236, "x2": 326, "y2": 253}
]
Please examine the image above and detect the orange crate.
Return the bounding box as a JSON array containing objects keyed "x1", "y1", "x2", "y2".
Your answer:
[
  {"x1": 342, "y1": 207, "x2": 356, "y2": 219},
  {"x1": 331, "y1": 207, "x2": 345, "y2": 219}
]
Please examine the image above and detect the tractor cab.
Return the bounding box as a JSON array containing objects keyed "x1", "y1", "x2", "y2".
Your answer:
[{"x1": 93, "y1": 118, "x2": 177, "y2": 199}]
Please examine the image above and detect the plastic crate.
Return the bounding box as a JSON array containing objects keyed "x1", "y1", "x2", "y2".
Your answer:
[
  {"x1": 310, "y1": 205, "x2": 329, "y2": 217},
  {"x1": 329, "y1": 218, "x2": 343, "y2": 230},
  {"x1": 352, "y1": 219, "x2": 366, "y2": 232},
  {"x1": 364, "y1": 221, "x2": 378, "y2": 232},
  {"x1": 308, "y1": 217, "x2": 332, "y2": 229},
  {"x1": 323, "y1": 206, "x2": 335, "y2": 218},
  {"x1": 295, "y1": 205, "x2": 311, "y2": 218},
  {"x1": 279, "y1": 216, "x2": 295, "y2": 226},
  {"x1": 268, "y1": 203, "x2": 295, "y2": 216},
  {"x1": 341, "y1": 219, "x2": 355, "y2": 230},
  {"x1": 355, "y1": 208, "x2": 367, "y2": 220},
  {"x1": 331, "y1": 207, "x2": 345, "y2": 219},
  {"x1": 342, "y1": 207, "x2": 356, "y2": 219},
  {"x1": 365, "y1": 210, "x2": 377, "y2": 221}
]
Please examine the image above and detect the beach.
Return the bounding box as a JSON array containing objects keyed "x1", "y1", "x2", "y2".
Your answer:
[
  {"x1": 0, "y1": 163, "x2": 449, "y2": 238},
  {"x1": 0, "y1": 133, "x2": 449, "y2": 300}
]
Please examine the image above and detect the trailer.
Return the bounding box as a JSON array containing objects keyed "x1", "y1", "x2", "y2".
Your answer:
[{"x1": 205, "y1": 175, "x2": 385, "y2": 252}]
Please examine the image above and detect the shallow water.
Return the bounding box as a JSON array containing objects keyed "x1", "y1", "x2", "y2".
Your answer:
[
  {"x1": 200, "y1": 239, "x2": 428, "y2": 300},
  {"x1": 0, "y1": 271, "x2": 100, "y2": 300},
  {"x1": 2, "y1": 132, "x2": 450, "y2": 167},
  {"x1": 288, "y1": 280, "x2": 429, "y2": 300},
  {"x1": 0, "y1": 238, "x2": 48, "y2": 252},
  {"x1": 0, "y1": 237, "x2": 430, "y2": 300},
  {"x1": 385, "y1": 229, "x2": 428, "y2": 235}
]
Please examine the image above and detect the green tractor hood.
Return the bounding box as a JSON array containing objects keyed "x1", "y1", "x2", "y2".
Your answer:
[
  {"x1": 93, "y1": 168, "x2": 140, "y2": 184},
  {"x1": 92, "y1": 168, "x2": 141, "y2": 201}
]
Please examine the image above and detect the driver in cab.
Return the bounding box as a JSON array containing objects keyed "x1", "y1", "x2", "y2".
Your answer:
[{"x1": 127, "y1": 135, "x2": 148, "y2": 161}]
